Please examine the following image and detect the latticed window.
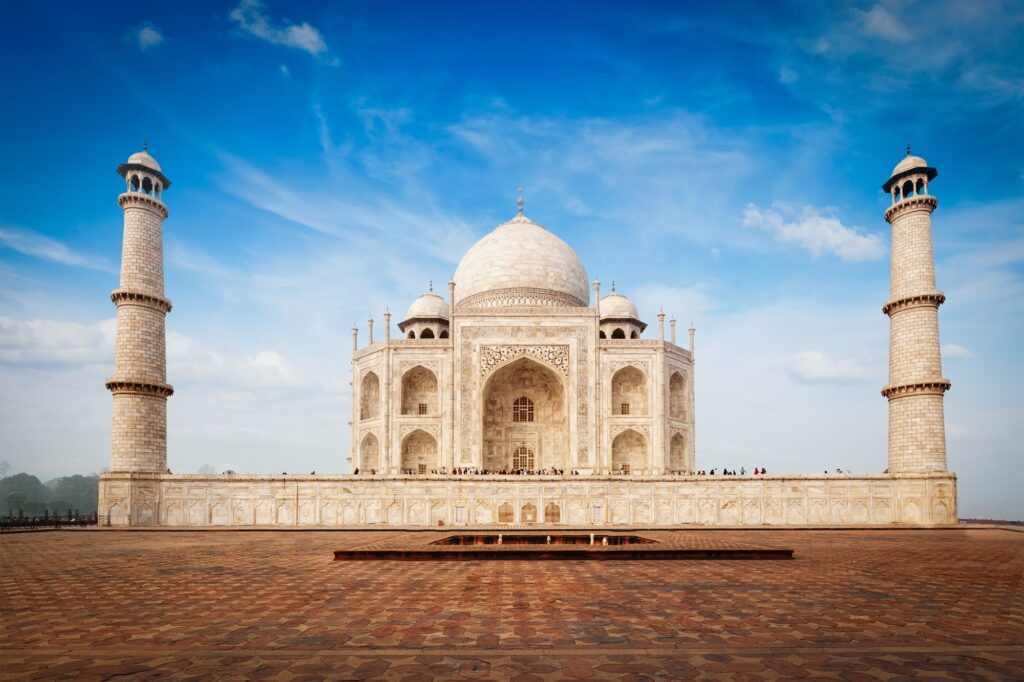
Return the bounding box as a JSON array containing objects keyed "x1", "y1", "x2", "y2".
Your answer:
[
  {"x1": 418, "y1": 463, "x2": 427, "y2": 474},
  {"x1": 418, "y1": 403, "x2": 428, "y2": 415},
  {"x1": 512, "y1": 396, "x2": 534, "y2": 422},
  {"x1": 620, "y1": 463, "x2": 631, "y2": 474},
  {"x1": 513, "y1": 446, "x2": 535, "y2": 470},
  {"x1": 620, "y1": 403, "x2": 630, "y2": 415}
]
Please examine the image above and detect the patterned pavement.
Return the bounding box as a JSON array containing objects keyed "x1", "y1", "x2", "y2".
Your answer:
[{"x1": 1, "y1": 528, "x2": 1022, "y2": 679}]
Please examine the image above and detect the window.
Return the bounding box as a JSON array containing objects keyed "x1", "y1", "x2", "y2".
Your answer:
[
  {"x1": 512, "y1": 396, "x2": 534, "y2": 422},
  {"x1": 620, "y1": 463, "x2": 630, "y2": 474},
  {"x1": 620, "y1": 403, "x2": 630, "y2": 415},
  {"x1": 513, "y1": 445, "x2": 535, "y2": 470},
  {"x1": 418, "y1": 403, "x2": 428, "y2": 415},
  {"x1": 418, "y1": 463, "x2": 427, "y2": 474}
]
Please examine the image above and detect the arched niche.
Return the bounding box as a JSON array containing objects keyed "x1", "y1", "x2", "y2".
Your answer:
[
  {"x1": 612, "y1": 429, "x2": 646, "y2": 473},
  {"x1": 669, "y1": 433, "x2": 686, "y2": 473},
  {"x1": 669, "y1": 371, "x2": 686, "y2": 420},
  {"x1": 611, "y1": 328, "x2": 626, "y2": 339},
  {"x1": 401, "y1": 429, "x2": 437, "y2": 473},
  {"x1": 401, "y1": 366, "x2": 438, "y2": 415},
  {"x1": 611, "y1": 365, "x2": 647, "y2": 416},
  {"x1": 420, "y1": 328, "x2": 435, "y2": 339},
  {"x1": 482, "y1": 357, "x2": 567, "y2": 472},
  {"x1": 360, "y1": 433, "x2": 379, "y2": 470},
  {"x1": 360, "y1": 372, "x2": 380, "y2": 420}
]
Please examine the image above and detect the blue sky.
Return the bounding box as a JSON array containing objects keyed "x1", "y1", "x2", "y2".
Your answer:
[{"x1": 1, "y1": 0, "x2": 1021, "y2": 518}]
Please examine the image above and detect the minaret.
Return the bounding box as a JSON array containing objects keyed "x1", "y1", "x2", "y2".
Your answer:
[
  {"x1": 881, "y1": 148, "x2": 950, "y2": 473},
  {"x1": 106, "y1": 145, "x2": 174, "y2": 472}
]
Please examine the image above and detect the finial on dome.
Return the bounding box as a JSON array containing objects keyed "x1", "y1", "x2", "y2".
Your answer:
[
  {"x1": 517, "y1": 187, "x2": 524, "y2": 216},
  {"x1": 906, "y1": 143, "x2": 911, "y2": 156},
  {"x1": 144, "y1": 138, "x2": 148, "y2": 152},
  {"x1": 611, "y1": 280, "x2": 616, "y2": 293},
  {"x1": 429, "y1": 280, "x2": 433, "y2": 292}
]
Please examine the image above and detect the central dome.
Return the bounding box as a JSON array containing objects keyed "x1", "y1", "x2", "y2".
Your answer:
[{"x1": 453, "y1": 213, "x2": 589, "y2": 308}]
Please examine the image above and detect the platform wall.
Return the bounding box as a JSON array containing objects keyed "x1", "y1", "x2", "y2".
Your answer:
[{"x1": 98, "y1": 473, "x2": 957, "y2": 527}]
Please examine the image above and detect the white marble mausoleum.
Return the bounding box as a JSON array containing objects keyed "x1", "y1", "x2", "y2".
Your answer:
[{"x1": 99, "y1": 148, "x2": 958, "y2": 527}]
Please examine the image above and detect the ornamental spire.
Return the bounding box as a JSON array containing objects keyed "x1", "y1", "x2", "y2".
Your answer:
[{"x1": 517, "y1": 187, "x2": 524, "y2": 216}]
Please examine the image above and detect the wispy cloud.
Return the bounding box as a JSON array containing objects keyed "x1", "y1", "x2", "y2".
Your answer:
[
  {"x1": 0, "y1": 316, "x2": 116, "y2": 366},
  {"x1": 229, "y1": 0, "x2": 332, "y2": 60},
  {"x1": 860, "y1": 5, "x2": 911, "y2": 43},
  {"x1": 942, "y1": 343, "x2": 974, "y2": 360},
  {"x1": 0, "y1": 225, "x2": 114, "y2": 272},
  {"x1": 784, "y1": 350, "x2": 879, "y2": 383},
  {"x1": 742, "y1": 203, "x2": 885, "y2": 261},
  {"x1": 216, "y1": 151, "x2": 476, "y2": 265},
  {"x1": 130, "y1": 23, "x2": 164, "y2": 51}
]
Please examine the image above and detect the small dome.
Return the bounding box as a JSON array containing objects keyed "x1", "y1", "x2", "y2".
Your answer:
[
  {"x1": 126, "y1": 149, "x2": 162, "y2": 173},
  {"x1": 404, "y1": 291, "x2": 449, "y2": 320},
  {"x1": 453, "y1": 213, "x2": 589, "y2": 308},
  {"x1": 117, "y1": 145, "x2": 171, "y2": 188},
  {"x1": 600, "y1": 293, "x2": 639, "y2": 320},
  {"x1": 882, "y1": 150, "x2": 936, "y2": 193},
  {"x1": 891, "y1": 154, "x2": 928, "y2": 177}
]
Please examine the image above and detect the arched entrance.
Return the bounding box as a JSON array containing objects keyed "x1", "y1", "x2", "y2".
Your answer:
[
  {"x1": 482, "y1": 357, "x2": 567, "y2": 472},
  {"x1": 612, "y1": 429, "x2": 647, "y2": 474},
  {"x1": 669, "y1": 433, "x2": 686, "y2": 473},
  {"x1": 401, "y1": 429, "x2": 437, "y2": 474},
  {"x1": 360, "y1": 433, "x2": 379, "y2": 470}
]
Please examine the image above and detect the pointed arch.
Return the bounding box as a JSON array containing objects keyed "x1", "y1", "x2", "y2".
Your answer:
[
  {"x1": 669, "y1": 371, "x2": 687, "y2": 420},
  {"x1": 669, "y1": 432, "x2": 686, "y2": 473},
  {"x1": 360, "y1": 371, "x2": 380, "y2": 420},
  {"x1": 611, "y1": 328, "x2": 626, "y2": 339},
  {"x1": 482, "y1": 357, "x2": 567, "y2": 472},
  {"x1": 611, "y1": 365, "x2": 648, "y2": 416},
  {"x1": 612, "y1": 429, "x2": 647, "y2": 473},
  {"x1": 401, "y1": 365, "x2": 438, "y2": 415},
  {"x1": 420, "y1": 328, "x2": 435, "y2": 339},
  {"x1": 401, "y1": 429, "x2": 437, "y2": 473},
  {"x1": 360, "y1": 433, "x2": 379, "y2": 470}
]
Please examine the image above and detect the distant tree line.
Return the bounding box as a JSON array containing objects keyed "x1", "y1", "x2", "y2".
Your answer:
[{"x1": 1, "y1": 473, "x2": 99, "y2": 517}]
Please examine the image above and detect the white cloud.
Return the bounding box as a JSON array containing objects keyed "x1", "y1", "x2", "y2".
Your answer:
[
  {"x1": 0, "y1": 317, "x2": 116, "y2": 366},
  {"x1": 742, "y1": 203, "x2": 885, "y2": 261},
  {"x1": 784, "y1": 350, "x2": 879, "y2": 383},
  {"x1": 0, "y1": 225, "x2": 114, "y2": 272},
  {"x1": 861, "y1": 5, "x2": 911, "y2": 42},
  {"x1": 942, "y1": 343, "x2": 974, "y2": 360},
  {"x1": 631, "y1": 283, "x2": 714, "y2": 326},
  {"x1": 229, "y1": 0, "x2": 330, "y2": 58},
  {"x1": 167, "y1": 331, "x2": 304, "y2": 389},
  {"x1": 132, "y1": 23, "x2": 164, "y2": 51},
  {"x1": 778, "y1": 65, "x2": 798, "y2": 84}
]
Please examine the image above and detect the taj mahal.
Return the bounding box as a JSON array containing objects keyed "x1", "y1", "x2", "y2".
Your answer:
[{"x1": 98, "y1": 147, "x2": 958, "y2": 527}]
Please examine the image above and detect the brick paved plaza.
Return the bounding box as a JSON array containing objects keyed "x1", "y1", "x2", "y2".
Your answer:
[{"x1": 1, "y1": 528, "x2": 1021, "y2": 680}]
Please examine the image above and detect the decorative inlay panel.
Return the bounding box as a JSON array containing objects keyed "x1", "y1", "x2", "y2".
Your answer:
[
  {"x1": 609, "y1": 360, "x2": 650, "y2": 374},
  {"x1": 399, "y1": 423, "x2": 441, "y2": 441},
  {"x1": 480, "y1": 345, "x2": 570, "y2": 379},
  {"x1": 610, "y1": 423, "x2": 651, "y2": 438},
  {"x1": 399, "y1": 360, "x2": 440, "y2": 374}
]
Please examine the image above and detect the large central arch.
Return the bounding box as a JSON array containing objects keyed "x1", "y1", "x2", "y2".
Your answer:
[{"x1": 482, "y1": 357, "x2": 567, "y2": 472}]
